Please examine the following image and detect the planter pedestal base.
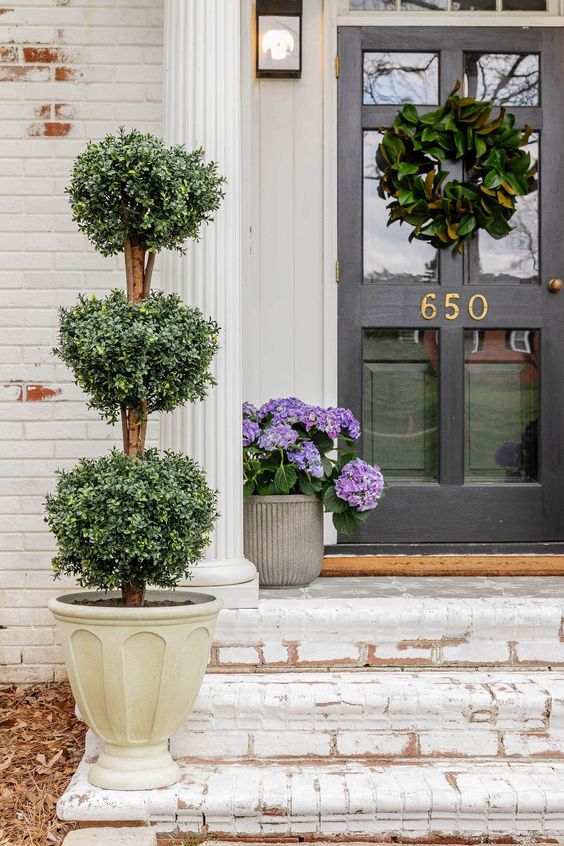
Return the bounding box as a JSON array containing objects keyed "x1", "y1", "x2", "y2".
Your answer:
[{"x1": 88, "y1": 742, "x2": 180, "y2": 791}]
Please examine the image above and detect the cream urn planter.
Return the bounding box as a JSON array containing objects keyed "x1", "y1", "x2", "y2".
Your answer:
[
  {"x1": 244, "y1": 494, "x2": 324, "y2": 588},
  {"x1": 49, "y1": 590, "x2": 222, "y2": 791}
]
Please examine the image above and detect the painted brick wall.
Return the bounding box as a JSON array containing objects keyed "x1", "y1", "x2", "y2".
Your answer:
[{"x1": 0, "y1": 0, "x2": 164, "y2": 683}]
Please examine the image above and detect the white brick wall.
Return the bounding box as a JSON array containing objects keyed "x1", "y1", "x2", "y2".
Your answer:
[{"x1": 0, "y1": 0, "x2": 164, "y2": 683}]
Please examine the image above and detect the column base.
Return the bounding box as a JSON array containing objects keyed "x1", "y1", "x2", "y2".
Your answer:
[{"x1": 181, "y1": 558, "x2": 259, "y2": 608}]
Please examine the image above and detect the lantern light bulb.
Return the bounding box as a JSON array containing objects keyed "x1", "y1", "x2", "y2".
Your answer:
[{"x1": 261, "y1": 28, "x2": 295, "y2": 61}]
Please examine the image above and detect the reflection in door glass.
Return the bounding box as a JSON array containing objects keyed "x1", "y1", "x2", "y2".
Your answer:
[
  {"x1": 465, "y1": 329, "x2": 539, "y2": 482},
  {"x1": 363, "y1": 52, "x2": 439, "y2": 105},
  {"x1": 464, "y1": 53, "x2": 539, "y2": 106},
  {"x1": 401, "y1": 0, "x2": 447, "y2": 9},
  {"x1": 503, "y1": 0, "x2": 546, "y2": 9},
  {"x1": 351, "y1": 0, "x2": 546, "y2": 7},
  {"x1": 351, "y1": 0, "x2": 397, "y2": 8},
  {"x1": 453, "y1": 0, "x2": 496, "y2": 10},
  {"x1": 363, "y1": 329, "x2": 438, "y2": 481},
  {"x1": 476, "y1": 135, "x2": 539, "y2": 285},
  {"x1": 364, "y1": 132, "x2": 438, "y2": 284}
]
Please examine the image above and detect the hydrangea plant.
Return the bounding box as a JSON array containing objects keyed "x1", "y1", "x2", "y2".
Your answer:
[
  {"x1": 242, "y1": 398, "x2": 384, "y2": 535},
  {"x1": 45, "y1": 130, "x2": 225, "y2": 606}
]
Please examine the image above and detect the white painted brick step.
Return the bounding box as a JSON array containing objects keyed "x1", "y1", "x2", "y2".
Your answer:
[
  {"x1": 209, "y1": 577, "x2": 564, "y2": 669},
  {"x1": 167, "y1": 670, "x2": 564, "y2": 761},
  {"x1": 58, "y1": 759, "x2": 564, "y2": 839},
  {"x1": 81, "y1": 670, "x2": 564, "y2": 762}
]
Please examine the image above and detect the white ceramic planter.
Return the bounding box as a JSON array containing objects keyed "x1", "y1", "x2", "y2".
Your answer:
[{"x1": 49, "y1": 589, "x2": 222, "y2": 791}]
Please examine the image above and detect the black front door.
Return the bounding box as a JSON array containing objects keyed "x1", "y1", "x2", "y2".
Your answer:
[{"x1": 337, "y1": 26, "x2": 564, "y2": 550}]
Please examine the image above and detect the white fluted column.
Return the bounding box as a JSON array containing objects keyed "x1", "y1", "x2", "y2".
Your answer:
[{"x1": 161, "y1": 0, "x2": 258, "y2": 607}]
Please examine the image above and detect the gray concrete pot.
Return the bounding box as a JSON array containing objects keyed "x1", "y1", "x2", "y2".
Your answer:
[{"x1": 243, "y1": 494, "x2": 324, "y2": 588}]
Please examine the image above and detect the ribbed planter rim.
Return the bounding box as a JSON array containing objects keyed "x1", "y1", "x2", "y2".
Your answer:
[
  {"x1": 247, "y1": 494, "x2": 318, "y2": 503},
  {"x1": 49, "y1": 589, "x2": 222, "y2": 624}
]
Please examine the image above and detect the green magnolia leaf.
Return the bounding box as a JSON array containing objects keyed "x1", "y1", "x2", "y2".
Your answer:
[
  {"x1": 397, "y1": 162, "x2": 420, "y2": 180},
  {"x1": 457, "y1": 214, "x2": 476, "y2": 237},
  {"x1": 401, "y1": 103, "x2": 419, "y2": 124},
  {"x1": 382, "y1": 132, "x2": 405, "y2": 162},
  {"x1": 483, "y1": 170, "x2": 503, "y2": 190}
]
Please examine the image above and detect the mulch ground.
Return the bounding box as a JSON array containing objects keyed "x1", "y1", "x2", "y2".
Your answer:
[{"x1": 0, "y1": 683, "x2": 86, "y2": 846}]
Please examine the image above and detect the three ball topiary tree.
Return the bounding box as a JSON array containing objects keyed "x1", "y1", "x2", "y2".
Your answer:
[{"x1": 45, "y1": 129, "x2": 226, "y2": 607}]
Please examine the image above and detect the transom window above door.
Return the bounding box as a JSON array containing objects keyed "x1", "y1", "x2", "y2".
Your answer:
[{"x1": 350, "y1": 0, "x2": 547, "y2": 11}]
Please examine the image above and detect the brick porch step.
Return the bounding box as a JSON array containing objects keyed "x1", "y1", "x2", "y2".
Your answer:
[
  {"x1": 60, "y1": 578, "x2": 564, "y2": 838},
  {"x1": 168, "y1": 670, "x2": 564, "y2": 761},
  {"x1": 209, "y1": 577, "x2": 564, "y2": 669},
  {"x1": 58, "y1": 758, "x2": 564, "y2": 839},
  {"x1": 84, "y1": 669, "x2": 564, "y2": 761}
]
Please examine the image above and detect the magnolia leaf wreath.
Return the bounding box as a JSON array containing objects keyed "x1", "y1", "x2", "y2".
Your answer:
[{"x1": 376, "y1": 82, "x2": 537, "y2": 253}]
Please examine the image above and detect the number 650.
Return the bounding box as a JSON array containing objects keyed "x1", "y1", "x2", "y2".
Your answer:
[{"x1": 420, "y1": 292, "x2": 488, "y2": 321}]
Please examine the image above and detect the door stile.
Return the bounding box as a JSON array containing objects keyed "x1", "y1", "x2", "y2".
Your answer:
[
  {"x1": 337, "y1": 27, "x2": 364, "y2": 450},
  {"x1": 537, "y1": 29, "x2": 564, "y2": 536},
  {"x1": 439, "y1": 326, "x2": 465, "y2": 485},
  {"x1": 438, "y1": 49, "x2": 466, "y2": 486}
]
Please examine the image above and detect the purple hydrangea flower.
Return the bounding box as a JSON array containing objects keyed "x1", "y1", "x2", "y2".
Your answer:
[
  {"x1": 243, "y1": 418, "x2": 260, "y2": 446},
  {"x1": 331, "y1": 407, "x2": 361, "y2": 440},
  {"x1": 287, "y1": 441, "x2": 324, "y2": 478},
  {"x1": 243, "y1": 401, "x2": 259, "y2": 420},
  {"x1": 257, "y1": 423, "x2": 299, "y2": 451},
  {"x1": 298, "y1": 405, "x2": 333, "y2": 434},
  {"x1": 297, "y1": 405, "x2": 361, "y2": 440},
  {"x1": 335, "y1": 458, "x2": 384, "y2": 512},
  {"x1": 259, "y1": 397, "x2": 306, "y2": 423}
]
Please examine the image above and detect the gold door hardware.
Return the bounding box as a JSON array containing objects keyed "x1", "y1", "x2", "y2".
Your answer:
[{"x1": 548, "y1": 277, "x2": 563, "y2": 292}]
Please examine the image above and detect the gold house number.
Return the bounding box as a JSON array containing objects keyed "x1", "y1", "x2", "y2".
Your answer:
[{"x1": 420, "y1": 292, "x2": 488, "y2": 321}]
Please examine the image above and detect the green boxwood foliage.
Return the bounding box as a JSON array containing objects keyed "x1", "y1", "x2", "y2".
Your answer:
[
  {"x1": 45, "y1": 449, "x2": 218, "y2": 592},
  {"x1": 66, "y1": 128, "x2": 225, "y2": 256},
  {"x1": 55, "y1": 289, "x2": 219, "y2": 423}
]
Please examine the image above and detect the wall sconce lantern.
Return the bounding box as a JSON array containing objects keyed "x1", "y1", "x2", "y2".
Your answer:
[{"x1": 256, "y1": 0, "x2": 302, "y2": 79}]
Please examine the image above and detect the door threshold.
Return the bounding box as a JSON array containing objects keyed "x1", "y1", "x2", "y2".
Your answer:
[{"x1": 322, "y1": 554, "x2": 564, "y2": 576}]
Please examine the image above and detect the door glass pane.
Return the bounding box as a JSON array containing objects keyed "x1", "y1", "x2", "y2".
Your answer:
[
  {"x1": 465, "y1": 329, "x2": 539, "y2": 482},
  {"x1": 464, "y1": 53, "x2": 540, "y2": 106},
  {"x1": 363, "y1": 52, "x2": 439, "y2": 105},
  {"x1": 363, "y1": 329, "x2": 438, "y2": 481},
  {"x1": 351, "y1": 0, "x2": 397, "y2": 8},
  {"x1": 475, "y1": 134, "x2": 539, "y2": 285},
  {"x1": 453, "y1": 0, "x2": 496, "y2": 9},
  {"x1": 364, "y1": 132, "x2": 438, "y2": 284},
  {"x1": 503, "y1": 0, "x2": 546, "y2": 9},
  {"x1": 401, "y1": 0, "x2": 447, "y2": 9}
]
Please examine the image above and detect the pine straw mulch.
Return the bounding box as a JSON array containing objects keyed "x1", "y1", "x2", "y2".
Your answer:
[{"x1": 0, "y1": 683, "x2": 86, "y2": 846}]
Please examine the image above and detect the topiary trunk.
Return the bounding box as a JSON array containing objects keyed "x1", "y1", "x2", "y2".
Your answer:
[{"x1": 121, "y1": 241, "x2": 155, "y2": 459}]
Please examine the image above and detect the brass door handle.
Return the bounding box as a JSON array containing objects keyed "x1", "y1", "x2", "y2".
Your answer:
[{"x1": 548, "y1": 278, "x2": 563, "y2": 292}]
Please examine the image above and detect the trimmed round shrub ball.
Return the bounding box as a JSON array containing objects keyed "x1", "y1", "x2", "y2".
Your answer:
[
  {"x1": 66, "y1": 128, "x2": 225, "y2": 256},
  {"x1": 55, "y1": 289, "x2": 219, "y2": 422},
  {"x1": 45, "y1": 449, "x2": 218, "y2": 592}
]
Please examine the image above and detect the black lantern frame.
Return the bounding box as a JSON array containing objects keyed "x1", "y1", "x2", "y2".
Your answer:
[{"x1": 256, "y1": 0, "x2": 303, "y2": 79}]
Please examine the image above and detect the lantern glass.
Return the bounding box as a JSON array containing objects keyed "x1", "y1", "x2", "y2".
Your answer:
[{"x1": 257, "y1": 15, "x2": 301, "y2": 75}]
